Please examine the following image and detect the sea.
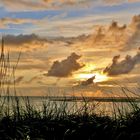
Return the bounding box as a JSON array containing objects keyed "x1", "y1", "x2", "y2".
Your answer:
[{"x1": 0, "y1": 95, "x2": 140, "y2": 117}]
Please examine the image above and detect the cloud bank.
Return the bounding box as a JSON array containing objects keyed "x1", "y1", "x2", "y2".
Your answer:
[
  {"x1": 0, "y1": 0, "x2": 92, "y2": 11},
  {"x1": 4, "y1": 34, "x2": 47, "y2": 46},
  {"x1": 0, "y1": 0, "x2": 139, "y2": 11}
]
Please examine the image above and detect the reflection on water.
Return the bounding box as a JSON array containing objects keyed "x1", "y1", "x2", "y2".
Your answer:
[{"x1": 0, "y1": 96, "x2": 139, "y2": 117}]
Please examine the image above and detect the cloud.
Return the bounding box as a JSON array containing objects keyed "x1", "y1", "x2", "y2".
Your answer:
[
  {"x1": 47, "y1": 52, "x2": 84, "y2": 77},
  {"x1": 94, "y1": 27, "x2": 105, "y2": 42},
  {"x1": 1, "y1": 34, "x2": 51, "y2": 68},
  {"x1": 108, "y1": 21, "x2": 127, "y2": 32},
  {"x1": 104, "y1": 0, "x2": 140, "y2": 5},
  {"x1": 2, "y1": 0, "x2": 139, "y2": 12},
  {"x1": 0, "y1": 17, "x2": 35, "y2": 29},
  {"x1": 2, "y1": 34, "x2": 49, "y2": 52},
  {"x1": 103, "y1": 49, "x2": 140, "y2": 76},
  {"x1": 14, "y1": 76, "x2": 24, "y2": 84},
  {"x1": 128, "y1": 0, "x2": 140, "y2": 2},
  {"x1": 80, "y1": 75, "x2": 96, "y2": 86},
  {"x1": 0, "y1": 6, "x2": 135, "y2": 37},
  {"x1": 131, "y1": 14, "x2": 140, "y2": 29},
  {"x1": 0, "y1": 0, "x2": 92, "y2": 11},
  {"x1": 0, "y1": 0, "x2": 139, "y2": 12},
  {"x1": 17, "y1": 59, "x2": 51, "y2": 70},
  {"x1": 104, "y1": 0, "x2": 122, "y2": 4},
  {"x1": 4, "y1": 34, "x2": 47, "y2": 46},
  {"x1": 123, "y1": 15, "x2": 140, "y2": 50},
  {"x1": 75, "y1": 15, "x2": 140, "y2": 51},
  {"x1": 42, "y1": 0, "x2": 82, "y2": 5},
  {"x1": 3, "y1": 76, "x2": 24, "y2": 85},
  {"x1": 26, "y1": 75, "x2": 44, "y2": 84},
  {"x1": 0, "y1": 0, "x2": 48, "y2": 11}
]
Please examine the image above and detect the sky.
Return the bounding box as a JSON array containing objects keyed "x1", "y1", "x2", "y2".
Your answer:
[{"x1": 0, "y1": 0, "x2": 140, "y2": 97}]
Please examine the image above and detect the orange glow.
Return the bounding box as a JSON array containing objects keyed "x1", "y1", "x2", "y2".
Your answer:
[
  {"x1": 93, "y1": 73, "x2": 108, "y2": 83},
  {"x1": 73, "y1": 63, "x2": 108, "y2": 83},
  {"x1": 74, "y1": 72, "x2": 108, "y2": 83},
  {"x1": 82, "y1": 63, "x2": 96, "y2": 72}
]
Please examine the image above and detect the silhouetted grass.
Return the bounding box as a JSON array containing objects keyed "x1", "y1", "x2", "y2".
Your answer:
[{"x1": 0, "y1": 95, "x2": 139, "y2": 140}]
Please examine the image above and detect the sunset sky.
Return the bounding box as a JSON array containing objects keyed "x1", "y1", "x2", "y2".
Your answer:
[{"x1": 0, "y1": 0, "x2": 140, "y2": 96}]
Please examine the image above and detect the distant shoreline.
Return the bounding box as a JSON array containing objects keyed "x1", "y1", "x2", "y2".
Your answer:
[
  {"x1": 49, "y1": 96, "x2": 140, "y2": 102},
  {"x1": 1, "y1": 96, "x2": 140, "y2": 102}
]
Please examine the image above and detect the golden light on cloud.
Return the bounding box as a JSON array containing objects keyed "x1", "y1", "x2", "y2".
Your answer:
[
  {"x1": 74, "y1": 72, "x2": 108, "y2": 83},
  {"x1": 75, "y1": 73, "x2": 95, "y2": 79},
  {"x1": 93, "y1": 73, "x2": 108, "y2": 83},
  {"x1": 82, "y1": 63, "x2": 96, "y2": 72},
  {"x1": 73, "y1": 63, "x2": 109, "y2": 83}
]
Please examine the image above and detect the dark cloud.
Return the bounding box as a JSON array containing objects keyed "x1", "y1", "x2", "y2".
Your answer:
[
  {"x1": 47, "y1": 52, "x2": 84, "y2": 77},
  {"x1": 81, "y1": 75, "x2": 96, "y2": 86},
  {"x1": 103, "y1": 49, "x2": 140, "y2": 76},
  {"x1": 4, "y1": 34, "x2": 48, "y2": 46},
  {"x1": 108, "y1": 21, "x2": 127, "y2": 32}
]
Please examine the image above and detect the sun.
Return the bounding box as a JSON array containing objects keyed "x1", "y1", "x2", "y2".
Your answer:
[
  {"x1": 73, "y1": 63, "x2": 109, "y2": 83},
  {"x1": 93, "y1": 73, "x2": 108, "y2": 83},
  {"x1": 74, "y1": 72, "x2": 108, "y2": 83}
]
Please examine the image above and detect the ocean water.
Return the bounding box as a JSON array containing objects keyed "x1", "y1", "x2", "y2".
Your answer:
[{"x1": 0, "y1": 96, "x2": 139, "y2": 117}]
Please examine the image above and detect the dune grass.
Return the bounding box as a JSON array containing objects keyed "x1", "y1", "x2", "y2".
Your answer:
[{"x1": 0, "y1": 95, "x2": 139, "y2": 140}]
